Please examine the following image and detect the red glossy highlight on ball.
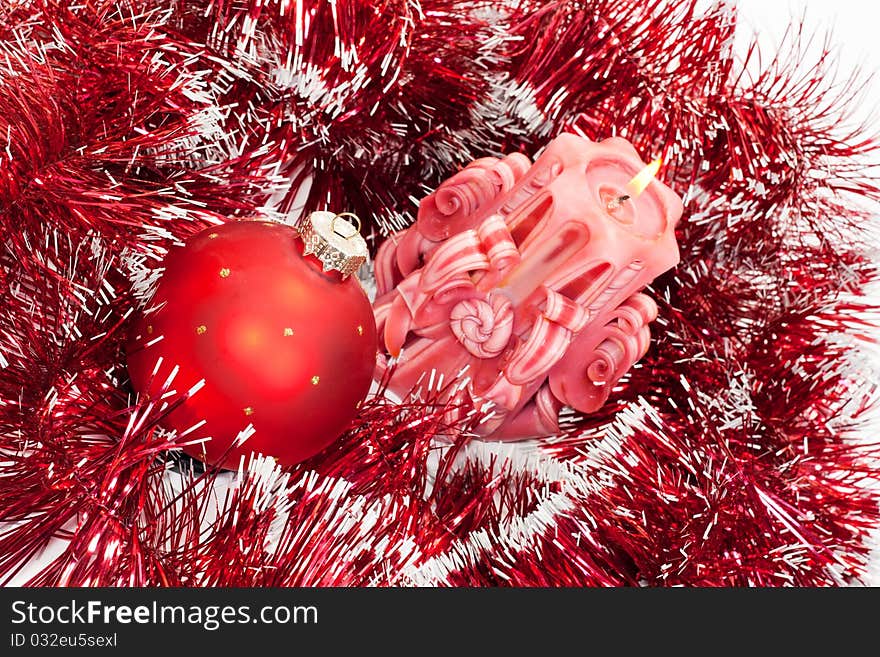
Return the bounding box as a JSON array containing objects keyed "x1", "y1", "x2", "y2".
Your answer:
[{"x1": 126, "y1": 220, "x2": 377, "y2": 468}]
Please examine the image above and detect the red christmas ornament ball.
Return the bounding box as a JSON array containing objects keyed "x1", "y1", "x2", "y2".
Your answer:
[{"x1": 126, "y1": 219, "x2": 377, "y2": 467}]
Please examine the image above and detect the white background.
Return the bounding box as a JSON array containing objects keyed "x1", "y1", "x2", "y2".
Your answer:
[
  {"x1": 735, "y1": 0, "x2": 880, "y2": 177},
  {"x1": 737, "y1": 0, "x2": 879, "y2": 84}
]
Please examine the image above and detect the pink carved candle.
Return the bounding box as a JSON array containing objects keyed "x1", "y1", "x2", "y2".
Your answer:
[{"x1": 373, "y1": 133, "x2": 683, "y2": 440}]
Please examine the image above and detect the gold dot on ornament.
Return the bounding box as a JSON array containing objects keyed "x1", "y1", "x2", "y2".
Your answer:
[
  {"x1": 356, "y1": 325, "x2": 364, "y2": 336},
  {"x1": 196, "y1": 325, "x2": 207, "y2": 335},
  {"x1": 283, "y1": 327, "x2": 294, "y2": 337},
  {"x1": 146, "y1": 325, "x2": 154, "y2": 335},
  {"x1": 208, "y1": 233, "x2": 219, "y2": 239},
  {"x1": 311, "y1": 375, "x2": 320, "y2": 386},
  {"x1": 219, "y1": 267, "x2": 230, "y2": 278},
  {"x1": 243, "y1": 407, "x2": 254, "y2": 416}
]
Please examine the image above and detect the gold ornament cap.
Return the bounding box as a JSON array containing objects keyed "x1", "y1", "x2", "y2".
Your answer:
[{"x1": 297, "y1": 211, "x2": 368, "y2": 279}]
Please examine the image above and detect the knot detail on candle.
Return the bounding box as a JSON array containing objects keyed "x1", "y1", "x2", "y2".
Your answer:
[
  {"x1": 505, "y1": 287, "x2": 590, "y2": 385},
  {"x1": 477, "y1": 214, "x2": 520, "y2": 273},
  {"x1": 585, "y1": 339, "x2": 624, "y2": 385},
  {"x1": 450, "y1": 295, "x2": 514, "y2": 358}
]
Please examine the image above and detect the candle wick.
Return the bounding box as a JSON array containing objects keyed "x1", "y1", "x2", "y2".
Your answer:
[{"x1": 606, "y1": 194, "x2": 631, "y2": 212}]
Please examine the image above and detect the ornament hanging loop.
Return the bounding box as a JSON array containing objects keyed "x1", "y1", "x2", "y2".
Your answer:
[
  {"x1": 298, "y1": 210, "x2": 369, "y2": 278},
  {"x1": 331, "y1": 212, "x2": 362, "y2": 238}
]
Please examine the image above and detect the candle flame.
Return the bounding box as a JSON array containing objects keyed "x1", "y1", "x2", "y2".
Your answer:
[{"x1": 626, "y1": 157, "x2": 662, "y2": 197}]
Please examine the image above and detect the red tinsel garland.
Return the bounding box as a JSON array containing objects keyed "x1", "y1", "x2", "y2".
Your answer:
[{"x1": 0, "y1": 0, "x2": 877, "y2": 586}]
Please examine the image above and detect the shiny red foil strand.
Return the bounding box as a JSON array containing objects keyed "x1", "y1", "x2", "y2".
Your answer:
[{"x1": 0, "y1": 0, "x2": 878, "y2": 586}]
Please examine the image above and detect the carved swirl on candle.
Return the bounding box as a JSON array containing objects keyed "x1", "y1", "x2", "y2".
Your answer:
[
  {"x1": 585, "y1": 338, "x2": 626, "y2": 385},
  {"x1": 418, "y1": 153, "x2": 530, "y2": 241},
  {"x1": 486, "y1": 153, "x2": 531, "y2": 190},
  {"x1": 614, "y1": 292, "x2": 657, "y2": 334},
  {"x1": 549, "y1": 292, "x2": 658, "y2": 413},
  {"x1": 450, "y1": 294, "x2": 514, "y2": 359}
]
